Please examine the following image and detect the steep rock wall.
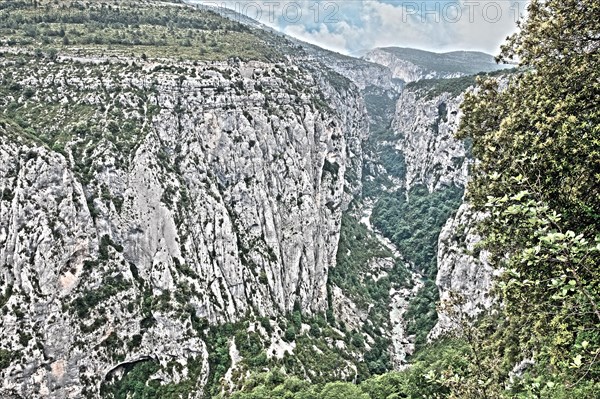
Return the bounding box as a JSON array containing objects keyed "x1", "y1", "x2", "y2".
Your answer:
[
  {"x1": 364, "y1": 49, "x2": 464, "y2": 83},
  {"x1": 429, "y1": 204, "x2": 496, "y2": 340},
  {"x1": 389, "y1": 85, "x2": 496, "y2": 341},
  {"x1": 392, "y1": 89, "x2": 468, "y2": 192},
  {"x1": 0, "y1": 55, "x2": 367, "y2": 398}
]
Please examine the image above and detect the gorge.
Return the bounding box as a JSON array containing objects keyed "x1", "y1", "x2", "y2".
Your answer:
[{"x1": 2, "y1": 1, "x2": 597, "y2": 398}]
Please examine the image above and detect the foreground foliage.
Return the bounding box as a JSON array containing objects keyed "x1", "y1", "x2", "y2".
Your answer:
[
  {"x1": 224, "y1": 339, "x2": 471, "y2": 399},
  {"x1": 451, "y1": 0, "x2": 600, "y2": 396}
]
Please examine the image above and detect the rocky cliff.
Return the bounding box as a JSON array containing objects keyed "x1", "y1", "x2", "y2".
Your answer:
[
  {"x1": 302, "y1": 44, "x2": 399, "y2": 91},
  {"x1": 392, "y1": 89, "x2": 468, "y2": 192},
  {"x1": 364, "y1": 47, "x2": 508, "y2": 82},
  {"x1": 429, "y1": 204, "x2": 496, "y2": 340},
  {"x1": 0, "y1": 38, "x2": 367, "y2": 399},
  {"x1": 380, "y1": 78, "x2": 496, "y2": 345}
]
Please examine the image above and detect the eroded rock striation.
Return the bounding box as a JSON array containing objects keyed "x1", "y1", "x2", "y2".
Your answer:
[
  {"x1": 0, "y1": 52, "x2": 367, "y2": 397},
  {"x1": 392, "y1": 89, "x2": 468, "y2": 192}
]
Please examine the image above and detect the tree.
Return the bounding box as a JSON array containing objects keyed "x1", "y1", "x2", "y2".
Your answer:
[
  {"x1": 320, "y1": 382, "x2": 370, "y2": 399},
  {"x1": 456, "y1": 0, "x2": 600, "y2": 395}
]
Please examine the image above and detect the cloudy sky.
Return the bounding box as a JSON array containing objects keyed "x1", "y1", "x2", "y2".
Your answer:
[{"x1": 192, "y1": 1, "x2": 528, "y2": 56}]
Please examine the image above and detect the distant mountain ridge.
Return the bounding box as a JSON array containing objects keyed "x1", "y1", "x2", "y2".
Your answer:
[
  {"x1": 364, "y1": 47, "x2": 511, "y2": 82},
  {"x1": 200, "y1": 2, "x2": 508, "y2": 87}
]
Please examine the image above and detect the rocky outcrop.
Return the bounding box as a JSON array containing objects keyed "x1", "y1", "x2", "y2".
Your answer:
[
  {"x1": 364, "y1": 48, "x2": 459, "y2": 82},
  {"x1": 0, "y1": 54, "x2": 367, "y2": 398},
  {"x1": 428, "y1": 204, "x2": 496, "y2": 340},
  {"x1": 364, "y1": 47, "x2": 507, "y2": 83},
  {"x1": 392, "y1": 89, "x2": 469, "y2": 192},
  {"x1": 388, "y1": 83, "x2": 496, "y2": 342},
  {"x1": 306, "y1": 48, "x2": 399, "y2": 91}
]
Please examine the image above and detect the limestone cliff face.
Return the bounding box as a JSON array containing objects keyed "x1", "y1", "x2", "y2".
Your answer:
[
  {"x1": 0, "y1": 55, "x2": 367, "y2": 398},
  {"x1": 364, "y1": 47, "x2": 507, "y2": 83},
  {"x1": 389, "y1": 84, "x2": 495, "y2": 341},
  {"x1": 429, "y1": 204, "x2": 496, "y2": 340},
  {"x1": 308, "y1": 50, "x2": 398, "y2": 91},
  {"x1": 364, "y1": 48, "x2": 464, "y2": 83},
  {"x1": 392, "y1": 89, "x2": 469, "y2": 192}
]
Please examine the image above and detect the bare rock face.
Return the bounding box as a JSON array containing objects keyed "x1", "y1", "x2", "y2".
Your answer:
[
  {"x1": 330, "y1": 285, "x2": 368, "y2": 332},
  {"x1": 364, "y1": 48, "x2": 465, "y2": 83},
  {"x1": 364, "y1": 47, "x2": 506, "y2": 83},
  {"x1": 388, "y1": 84, "x2": 496, "y2": 342},
  {"x1": 392, "y1": 89, "x2": 469, "y2": 192},
  {"x1": 314, "y1": 53, "x2": 398, "y2": 91},
  {"x1": 0, "y1": 55, "x2": 367, "y2": 398},
  {"x1": 429, "y1": 204, "x2": 497, "y2": 340}
]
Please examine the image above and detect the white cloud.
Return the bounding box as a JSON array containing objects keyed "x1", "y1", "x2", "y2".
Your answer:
[
  {"x1": 189, "y1": 0, "x2": 527, "y2": 55},
  {"x1": 283, "y1": 22, "x2": 350, "y2": 53}
]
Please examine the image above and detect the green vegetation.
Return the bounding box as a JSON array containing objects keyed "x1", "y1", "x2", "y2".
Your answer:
[
  {"x1": 199, "y1": 312, "x2": 393, "y2": 395},
  {"x1": 331, "y1": 213, "x2": 410, "y2": 374},
  {"x1": 225, "y1": 338, "x2": 474, "y2": 398},
  {"x1": 322, "y1": 159, "x2": 340, "y2": 180},
  {"x1": 227, "y1": 325, "x2": 600, "y2": 399},
  {"x1": 268, "y1": 326, "x2": 369, "y2": 383},
  {"x1": 101, "y1": 360, "x2": 161, "y2": 399},
  {"x1": 371, "y1": 185, "x2": 463, "y2": 278},
  {"x1": 101, "y1": 356, "x2": 205, "y2": 399},
  {"x1": 370, "y1": 185, "x2": 463, "y2": 348},
  {"x1": 402, "y1": 279, "x2": 438, "y2": 350},
  {"x1": 332, "y1": 213, "x2": 409, "y2": 306},
  {"x1": 0, "y1": 348, "x2": 18, "y2": 370},
  {"x1": 0, "y1": 53, "x2": 156, "y2": 188},
  {"x1": 71, "y1": 273, "x2": 131, "y2": 318},
  {"x1": 0, "y1": 283, "x2": 13, "y2": 308},
  {"x1": 0, "y1": 0, "x2": 296, "y2": 61},
  {"x1": 444, "y1": 0, "x2": 600, "y2": 396},
  {"x1": 203, "y1": 324, "x2": 234, "y2": 398},
  {"x1": 405, "y1": 68, "x2": 516, "y2": 100}
]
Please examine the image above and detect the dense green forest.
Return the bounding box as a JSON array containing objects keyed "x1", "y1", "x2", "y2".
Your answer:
[{"x1": 371, "y1": 185, "x2": 463, "y2": 348}]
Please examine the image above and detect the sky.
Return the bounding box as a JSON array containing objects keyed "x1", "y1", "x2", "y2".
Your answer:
[{"x1": 190, "y1": 1, "x2": 529, "y2": 56}]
